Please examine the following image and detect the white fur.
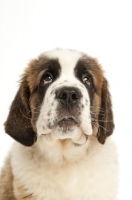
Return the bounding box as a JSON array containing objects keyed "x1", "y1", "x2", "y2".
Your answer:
[{"x1": 11, "y1": 137, "x2": 118, "y2": 200}]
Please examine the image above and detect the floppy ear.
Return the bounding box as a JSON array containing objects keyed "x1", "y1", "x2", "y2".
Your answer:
[
  {"x1": 4, "y1": 80, "x2": 37, "y2": 146},
  {"x1": 97, "y1": 78, "x2": 115, "y2": 144}
]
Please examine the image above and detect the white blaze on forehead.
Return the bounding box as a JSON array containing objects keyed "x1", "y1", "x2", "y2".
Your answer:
[
  {"x1": 42, "y1": 49, "x2": 85, "y2": 89},
  {"x1": 44, "y1": 48, "x2": 83, "y2": 75}
]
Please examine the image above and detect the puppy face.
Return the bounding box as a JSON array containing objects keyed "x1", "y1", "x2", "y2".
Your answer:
[
  {"x1": 36, "y1": 50, "x2": 94, "y2": 144},
  {"x1": 4, "y1": 49, "x2": 114, "y2": 146}
]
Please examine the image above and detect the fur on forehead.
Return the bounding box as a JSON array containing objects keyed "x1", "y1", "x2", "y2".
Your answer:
[
  {"x1": 75, "y1": 55, "x2": 104, "y2": 85},
  {"x1": 24, "y1": 49, "x2": 104, "y2": 90},
  {"x1": 40, "y1": 49, "x2": 84, "y2": 78},
  {"x1": 21, "y1": 49, "x2": 105, "y2": 123},
  {"x1": 22, "y1": 55, "x2": 60, "y2": 93},
  {"x1": 22, "y1": 49, "x2": 81, "y2": 88},
  {"x1": 41, "y1": 48, "x2": 84, "y2": 64}
]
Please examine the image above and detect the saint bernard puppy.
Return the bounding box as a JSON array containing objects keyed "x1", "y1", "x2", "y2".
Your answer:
[{"x1": 0, "y1": 49, "x2": 118, "y2": 200}]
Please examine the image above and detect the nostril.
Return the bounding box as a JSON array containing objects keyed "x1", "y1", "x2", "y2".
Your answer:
[
  {"x1": 72, "y1": 93, "x2": 79, "y2": 100},
  {"x1": 61, "y1": 93, "x2": 67, "y2": 100}
]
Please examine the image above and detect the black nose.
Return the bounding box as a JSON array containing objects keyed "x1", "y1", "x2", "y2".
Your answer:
[{"x1": 56, "y1": 87, "x2": 81, "y2": 106}]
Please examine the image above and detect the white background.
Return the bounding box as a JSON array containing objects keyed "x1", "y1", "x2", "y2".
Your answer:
[{"x1": 0, "y1": 0, "x2": 132, "y2": 199}]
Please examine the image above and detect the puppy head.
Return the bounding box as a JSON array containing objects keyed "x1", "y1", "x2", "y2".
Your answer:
[{"x1": 4, "y1": 49, "x2": 114, "y2": 146}]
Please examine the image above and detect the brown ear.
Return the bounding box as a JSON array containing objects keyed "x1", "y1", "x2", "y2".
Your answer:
[
  {"x1": 4, "y1": 81, "x2": 37, "y2": 146},
  {"x1": 97, "y1": 78, "x2": 115, "y2": 144}
]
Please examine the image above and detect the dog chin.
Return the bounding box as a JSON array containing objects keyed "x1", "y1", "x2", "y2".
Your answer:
[{"x1": 40, "y1": 124, "x2": 91, "y2": 145}]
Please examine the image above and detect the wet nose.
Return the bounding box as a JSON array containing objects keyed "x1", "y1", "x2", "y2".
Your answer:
[{"x1": 56, "y1": 87, "x2": 81, "y2": 106}]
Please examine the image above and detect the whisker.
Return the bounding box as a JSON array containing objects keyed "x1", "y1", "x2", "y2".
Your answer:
[
  {"x1": 99, "y1": 124, "x2": 109, "y2": 132},
  {"x1": 20, "y1": 109, "x2": 31, "y2": 120}
]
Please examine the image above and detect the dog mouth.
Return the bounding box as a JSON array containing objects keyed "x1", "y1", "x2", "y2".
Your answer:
[{"x1": 58, "y1": 116, "x2": 79, "y2": 127}]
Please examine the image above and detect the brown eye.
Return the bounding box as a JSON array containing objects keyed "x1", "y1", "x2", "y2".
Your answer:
[
  {"x1": 42, "y1": 73, "x2": 53, "y2": 86},
  {"x1": 82, "y1": 74, "x2": 91, "y2": 87}
]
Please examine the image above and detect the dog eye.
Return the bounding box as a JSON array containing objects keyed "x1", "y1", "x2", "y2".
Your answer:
[
  {"x1": 42, "y1": 73, "x2": 53, "y2": 86},
  {"x1": 82, "y1": 74, "x2": 91, "y2": 87}
]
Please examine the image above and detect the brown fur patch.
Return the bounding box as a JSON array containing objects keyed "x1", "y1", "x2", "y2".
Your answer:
[
  {"x1": 13, "y1": 179, "x2": 35, "y2": 200},
  {"x1": 0, "y1": 156, "x2": 35, "y2": 200},
  {"x1": 0, "y1": 156, "x2": 16, "y2": 200},
  {"x1": 92, "y1": 94, "x2": 101, "y2": 136},
  {"x1": 97, "y1": 78, "x2": 114, "y2": 144}
]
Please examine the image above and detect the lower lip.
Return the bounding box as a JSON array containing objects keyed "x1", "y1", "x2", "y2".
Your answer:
[{"x1": 58, "y1": 118, "x2": 78, "y2": 127}]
